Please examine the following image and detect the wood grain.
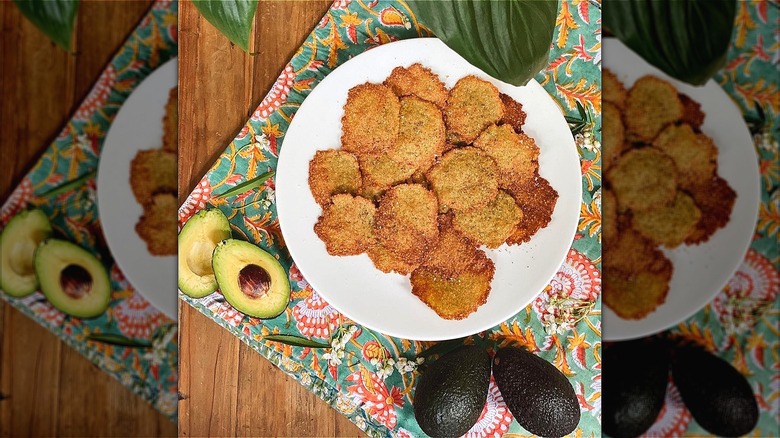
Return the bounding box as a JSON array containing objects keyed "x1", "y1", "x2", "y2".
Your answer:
[
  {"x1": 177, "y1": 1, "x2": 362, "y2": 436},
  {"x1": 0, "y1": 2, "x2": 176, "y2": 436}
]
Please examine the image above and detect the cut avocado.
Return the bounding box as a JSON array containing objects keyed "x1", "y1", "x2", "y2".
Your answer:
[
  {"x1": 212, "y1": 239, "x2": 290, "y2": 318},
  {"x1": 0, "y1": 209, "x2": 53, "y2": 297},
  {"x1": 178, "y1": 209, "x2": 232, "y2": 298},
  {"x1": 35, "y1": 239, "x2": 111, "y2": 318}
]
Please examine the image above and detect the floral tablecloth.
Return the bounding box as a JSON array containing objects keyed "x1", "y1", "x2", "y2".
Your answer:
[
  {"x1": 179, "y1": 1, "x2": 602, "y2": 436},
  {"x1": 0, "y1": 0, "x2": 179, "y2": 420}
]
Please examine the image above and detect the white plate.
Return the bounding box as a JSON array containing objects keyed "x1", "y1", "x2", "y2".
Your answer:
[
  {"x1": 97, "y1": 58, "x2": 178, "y2": 319},
  {"x1": 602, "y1": 39, "x2": 761, "y2": 341},
  {"x1": 276, "y1": 39, "x2": 581, "y2": 341}
]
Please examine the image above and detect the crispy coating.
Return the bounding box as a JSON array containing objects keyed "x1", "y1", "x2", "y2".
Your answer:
[
  {"x1": 375, "y1": 184, "x2": 439, "y2": 265},
  {"x1": 632, "y1": 191, "x2": 702, "y2": 248},
  {"x1": 136, "y1": 192, "x2": 177, "y2": 256},
  {"x1": 603, "y1": 68, "x2": 627, "y2": 109},
  {"x1": 602, "y1": 188, "x2": 618, "y2": 245},
  {"x1": 473, "y1": 124, "x2": 539, "y2": 188},
  {"x1": 603, "y1": 264, "x2": 672, "y2": 320},
  {"x1": 500, "y1": 93, "x2": 526, "y2": 133},
  {"x1": 341, "y1": 83, "x2": 400, "y2": 155},
  {"x1": 624, "y1": 76, "x2": 683, "y2": 142},
  {"x1": 679, "y1": 93, "x2": 705, "y2": 130},
  {"x1": 391, "y1": 96, "x2": 446, "y2": 174},
  {"x1": 163, "y1": 87, "x2": 178, "y2": 152},
  {"x1": 444, "y1": 75, "x2": 503, "y2": 144},
  {"x1": 314, "y1": 194, "x2": 376, "y2": 256},
  {"x1": 130, "y1": 149, "x2": 177, "y2": 205},
  {"x1": 609, "y1": 147, "x2": 678, "y2": 212},
  {"x1": 308, "y1": 149, "x2": 362, "y2": 205},
  {"x1": 421, "y1": 214, "x2": 483, "y2": 278},
  {"x1": 453, "y1": 191, "x2": 522, "y2": 248},
  {"x1": 504, "y1": 173, "x2": 558, "y2": 244},
  {"x1": 426, "y1": 147, "x2": 499, "y2": 213},
  {"x1": 359, "y1": 152, "x2": 416, "y2": 197},
  {"x1": 384, "y1": 63, "x2": 448, "y2": 108},
  {"x1": 684, "y1": 176, "x2": 737, "y2": 245},
  {"x1": 602, "y1": 102, "x2": 626, "y2": 172},
  {"x1": 603, "y1": 226, "x2": 660, "y2": 274},
  {"x1": 367, "y1": 243, "x2": 418, "y2": 275},
  {"x1": 410, "y1": 256, "x2": 495, "y2": 320},
  {"x1": 653, "y1": 124, "x2": 717, "y2": 191}
]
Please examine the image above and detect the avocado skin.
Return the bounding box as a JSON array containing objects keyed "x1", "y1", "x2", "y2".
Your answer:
[
  {"x1": 603, "y1": 338, "x2": 669, "y2": 438},
  {"x1": 672, "y1": 345, "x2": 758, "y2": 437},
  {"x1": 493, "y1": 346, "x2": 580, "y2": 438},
  {"x1": 413, "y1": 345, "x2": 491, "y2": 437}
]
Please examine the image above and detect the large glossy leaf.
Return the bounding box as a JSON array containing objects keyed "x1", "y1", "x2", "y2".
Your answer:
[
  {"x1": 406, "y1": 0, "x2": 559, "y2": 86},
  {"x1": 192, "y1": 0, "x2": 259, "y2": 52},
  {"x1": 13, "y1": 0, "x2": 80, "y2": 50},
  {"x1": 604, "y1": 0, "x2": 736, "y2": 85}
]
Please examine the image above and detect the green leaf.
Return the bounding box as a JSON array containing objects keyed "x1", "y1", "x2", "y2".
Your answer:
[
  {"x1": 406, "y1": 0, "x2": 559, "y2": 86},
  {"x1": 263, "y1": 334, "x2": 331, "y2": 349},
  {"x1": 192, "y1": 0, "x2": 259, "y2": 52},
  {"x1": 37, "y1": 170, "x2": 95, "y2": 198},
  {"x1": 604, "y1": 0, "x2": 736, "y2": 86},
  {"x1": 87, "y1": 333, "x2": 152, "y2": 348},
  {"x1": 13, "y1": 0, "x2": 80, "y2": 50},
  {"x1": 215, "y1": 170, "x2": 274, "y2": 198}
]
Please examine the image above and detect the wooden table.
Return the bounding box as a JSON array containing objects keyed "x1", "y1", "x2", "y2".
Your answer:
[
  {"x1": 0, "y1": 2, "x2": 176, "y2": 436},
  {"x1": 177, "y1": 1, "x2": 362, "y2": 436}
]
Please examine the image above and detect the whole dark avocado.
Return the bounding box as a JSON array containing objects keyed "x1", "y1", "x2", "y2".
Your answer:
[
  {"x1": 493, "y1": 346, "x2": 580, "y2": 437},
  {"x1": 413, "y1": 345, "x2": 491, "y2": 437},
  {"x1": 671, "y1": 344, "x2": 758, "y2": 437},
  {"x1": 603, "y1": 338, "x2": 669, "y2": 438}
]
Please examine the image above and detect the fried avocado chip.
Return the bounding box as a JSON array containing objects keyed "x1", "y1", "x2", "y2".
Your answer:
[
  {"x1": 130, "y1": 149, "x2": 177, "y2": 205},
  {"x1": 603, "y1": 68, "x2": 627, "y2": 109},
  {"x1": 505, "y1": 173, "x2": 558, "y2": 244},
  {"x1": 367, "y1": 243, "x2": 418, "y2": 275},
  {"x1": 602, "y1": 101, "x2": 626, "y2": 172},
  {"x1": 684, "y1": 176, "x2": 737, "y2": 245},
  {"x1": 341, "y1": 83, "x2": 400, "y2": 155},
  {"x1": 444, "y1": 75, "x2": 503, "y2": 144},
  {"x1": 653, "y1": 124, "x2": 717, "y2": 191},
  {"x1": 679, "y1": 93, "x2": 705, "y2": 130},
  {"x1": 375, "y1": 184, "x2": 439, "y2": 265},
  {"x1": 359, "y1": 152, "x2": 416, "y2": 198},
  {"x1": 500, "y1": 93, "x2": 527, "y2": 133},
  {"x1": 384, "y1": 63, "x2": 448, "y2": 108},
  {"x1": 603, "y1": 263, "x2": 672, "y2": 320},
  {"x1": 609, "y1": 147, "x2": 678, "y2": 212},
  {"x1": 136, "y1": 192, "x2": 178, "y2": 256},
  {"x1": 308, "y1": 149, "x2": 362, "y2": 205},
  {"x1": 624, "y1": 76, "x2": 683, "y2": 142},
  {"x1": 602, "y1": 188, "x2": 618, "y2": 245},
  {"x1": 603, "y1": 227, "x2": 663, "y2": 275},
  {"x1": 411, "y1": 254, "x2": 495, "y2": 320},
  {"x1": 426, "y1": 147, "x2": 499, "y2": 213},
  {"x1": 314, "y1": 194, "x2": 376, "y2": 256},
  {"x1": 453, "y1": 191, "x2": 522, "y2": 248},
  {"x1": 632, "y1": 191, "x2": 702, "y2": 248},
  {"x1": 473, "y1": 124, "x2": 539, "y2": 188},
  {"x1": 391, "y1": 96, "x2": 446, "y2": 174},
  {"x1": 421, "y1": 214, "x2": 483, "y2": 278}
]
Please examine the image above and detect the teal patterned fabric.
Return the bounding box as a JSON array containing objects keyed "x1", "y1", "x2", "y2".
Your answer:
[
  {"x1": 179, "y1": 1, "x2": 602, "y2": 436},
  {"x1": 0, "y1": 0, "x2": 179, "y2": 420}
]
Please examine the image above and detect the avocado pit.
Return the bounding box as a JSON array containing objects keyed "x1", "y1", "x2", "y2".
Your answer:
[
  {"x1": 238, "y1": 264, "x2": 271, "y2": 299},
  {"x1": 60, "y1": 264, "x2": 93, "y2": 299}
]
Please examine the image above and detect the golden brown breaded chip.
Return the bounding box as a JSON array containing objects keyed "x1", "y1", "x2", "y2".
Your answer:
[
  {"x1": 624, "y1": 76, "x2": 683, "y2": 142},
  {"x1": 391, "y1": 96, "x2": 445, "y2": 174},
  {"x1": 314, "y1": 194, "x2": 376, "y2": 256},
  {"x1": 444, "y1": 75, "x2": 503, "y2": 144},
  {"x1": 632, "y1": 191, "x2": 702, "y2": 248},
  {"x1": 163, "y1": 87, "x2": 178, "y2": 153},
  {"x1": 384, "y1": 63, "x2": 448, "y2": 108},
  {"x1": 603, "y1": 68, "x2": 627, "y2": 109},
  {"x1": 603, "y1": 226, "x2": 663, "y2": 274},
  {"x1": 410, "y1": 256, "x2": 495, "y2": 320},
  {"x1": 367, "y1": 243, "x2": 418, "y2": 275},
  {"x1": 505, "y1": 173, "x2": 558, "y2": 244},
  {"x1": 359, "y1": 152, "x2": 416, "y2": 197},
  {"x1": 130, "y1": 149, "x2": 177, "y2": 205},
  {"x1": 473, "y1": 124, "x2": 539, "y2": 187},
  {"x1": 653, "y1": 124, "x2": 717, "y2": 191},
  {"x1": 136, "y1": 192, "x2": 177, "y2": 256},
  {"x1": 453, "y1": 191, "x2": 522, "y2": 248},
  {"x1": 609, "y1": 147, "x2": 678, "y2": 212},
  {"x1": 426, "y1": 147, "x2": 499, "y2": 213},
  {"x1": 679, "y1": 93, "x2": 705, "y2": 130},
  {"x1": 375, "y1": 184, "x2": 439, "y2": 265},
  {"x1": 684, "y1": 176, "x2": 737, "y2": 245},
  {"x1": 341, "y1": 83, "x2": 400, "y2": 155},
  {"x1": 602, "y1": 101, "x2": 626, "y2": 172},
  {"x1": 602, "y1": 188, "x2": 618, "y2": 245},
  {"x1": 603, "y1": 264, "x2": 672, "y2": 320},
  {"x1": 421, "y1": 214, "x2": 483, "y2": 278},
  {"x1": 500, "y1": 93, "x2": 526, "y2": 133},
  {"x1": 308, "y1": 149, "x2": 362, "y2": 205}
]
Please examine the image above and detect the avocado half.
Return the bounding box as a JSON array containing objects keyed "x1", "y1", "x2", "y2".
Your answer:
[
  {"x1": 178, "y1": 209, "x2": 232, "y2": 298},
  {"x1": 35, "y1": 239, "x2": 111, "y2": 318},
  {"x1": 0, "y1": 209, "x2": 53, "y2": 297},
  {"x1": 213, "y1": 239, "x2": 290, "y2": 318}
]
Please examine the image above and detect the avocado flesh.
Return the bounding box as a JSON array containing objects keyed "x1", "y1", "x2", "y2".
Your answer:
[
  {"x1": 212, "y1": 239, "x2": 290, "y2": 318},
  {"x1": 34, "y1": 239, "x2": 110, "y2": 318},
  {"x1": 493, "y1": 346, "x2": 581, "y2": 438},
  {"x1": 413, "y1": 345, "x2": 491, "y2": 437},
  {"x1": 178, "y1": 209, "x2": 232, "y2": 298},
  {"x1": 0, "y1": 209, "x2": 53, "y2": 297}
]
